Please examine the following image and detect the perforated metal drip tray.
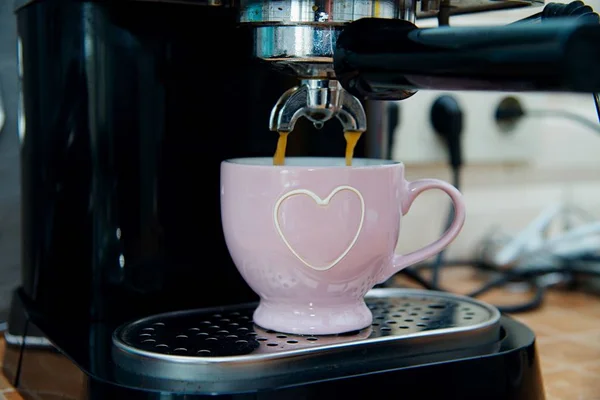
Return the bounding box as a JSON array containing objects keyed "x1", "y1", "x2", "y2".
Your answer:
[{"x1": 112, "y1": 289, "x2": 502, "y2": 393}]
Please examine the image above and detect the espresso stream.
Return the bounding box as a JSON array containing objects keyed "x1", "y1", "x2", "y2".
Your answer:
[
  {"x1": 273, "y1": 130, "x2": 363, "y2": 166},
  {"x1": 273, "y1": 132, "x2": 290, "y2": 166}
]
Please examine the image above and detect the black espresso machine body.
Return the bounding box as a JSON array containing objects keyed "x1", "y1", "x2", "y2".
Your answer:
[
  {"x1": 2, "y1": 0, "x2": 576, "y2": 398},
  {"x1": 12, "y1": 0, "x2": 363, "y2": 326}
]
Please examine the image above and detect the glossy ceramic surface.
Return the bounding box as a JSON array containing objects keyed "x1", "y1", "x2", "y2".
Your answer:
[{"x1": 220, "y1": 157, "x2": 466, "y2": 334}]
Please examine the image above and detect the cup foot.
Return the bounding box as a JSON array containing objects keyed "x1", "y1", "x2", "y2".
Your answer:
[{"x1": 253, "y1": 300, "x2": 373, "y2": 335}]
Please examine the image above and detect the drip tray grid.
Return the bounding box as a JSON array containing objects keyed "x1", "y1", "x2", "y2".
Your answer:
[{"x1": 112, "y1": 288, "x2": 501, "y2": 393}]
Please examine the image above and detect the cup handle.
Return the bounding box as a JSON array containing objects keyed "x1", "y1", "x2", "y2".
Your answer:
[{"x1": 379, "y1": 178, "x2": 466, "y2": 284}]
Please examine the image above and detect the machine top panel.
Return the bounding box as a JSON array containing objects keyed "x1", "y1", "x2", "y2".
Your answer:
[{"x1": 14, "y1": 0, "x2": 542, "y2": 16}]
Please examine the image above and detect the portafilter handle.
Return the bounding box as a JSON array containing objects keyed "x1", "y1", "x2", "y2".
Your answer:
[{"x1": 333, "y1": 16, "x2": 600, "y2": 101}]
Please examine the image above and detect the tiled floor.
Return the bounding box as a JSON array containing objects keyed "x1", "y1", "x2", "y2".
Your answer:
[{"x1": 1, "y1": 267, "x2": 599, "y2": 399}]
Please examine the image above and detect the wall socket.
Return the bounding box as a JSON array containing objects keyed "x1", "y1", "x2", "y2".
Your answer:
[{"x1": 389, "y1": 90, "x2": 538, "y2": 166}]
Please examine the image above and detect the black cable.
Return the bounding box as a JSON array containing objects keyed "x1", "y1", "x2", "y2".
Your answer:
[
  {"x1": 421, "y1": 173, "x2": 550, "y2": 313},
  {"x1": 400, "y1": 267, "x2": 439, "y2": 291},
  {"x1": 496, "y1": 100, "x2": 600, "y2": 136},
  {"x1": 429, "y1": 95, "x2": 464, "y2": 287},
  {"x1": 430, "y1": 165, "x2": 461, "y2": 287},
  {"x1": 527, "y1": 109, "x2": 600, "y2": 135},
  {"x1": 418, "y1": 257, "x2": 600, "y2": 276},
  {"x1": 593, "y1": 93, "x2": 600, "y2": 123},
  {"x1": 401, "y1": 261, "x2": 600, "y2": 313},
  {"x1": 496, "y1": 285, "x2": 547, "y2": 314}
]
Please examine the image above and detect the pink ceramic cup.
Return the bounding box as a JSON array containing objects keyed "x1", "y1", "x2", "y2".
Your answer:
[{"x1": 220, "y1": 157, "x2": 466, "y2": 335}]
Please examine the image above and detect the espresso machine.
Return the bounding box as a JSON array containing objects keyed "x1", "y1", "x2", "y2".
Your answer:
[{"x1": 4, "y1": 0, "x2": 600, "y2": 398}]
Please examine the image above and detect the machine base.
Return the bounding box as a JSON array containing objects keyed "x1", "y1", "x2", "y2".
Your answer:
[{"x1": 3, "y1": 288, "x2": 546, "y2": 399}]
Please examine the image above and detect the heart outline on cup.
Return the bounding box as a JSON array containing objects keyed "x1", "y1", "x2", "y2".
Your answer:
[{"x1": 273, "y1": 185, "x2": 365, "y2": 271}]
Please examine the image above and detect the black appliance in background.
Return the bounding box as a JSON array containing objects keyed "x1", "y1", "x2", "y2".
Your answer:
[{"x1": 4, "y1": 0, "x2": 600, "y2": 398}]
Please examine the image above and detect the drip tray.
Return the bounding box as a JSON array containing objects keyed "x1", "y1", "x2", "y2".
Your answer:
[{"x1": 112, "y1": 288, "x2": 502, "y2": 393}]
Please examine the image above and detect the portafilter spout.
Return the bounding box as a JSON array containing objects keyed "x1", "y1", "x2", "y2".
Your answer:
[{"x1": 270, "y1": 79, "x2": 367, "y2": 133}]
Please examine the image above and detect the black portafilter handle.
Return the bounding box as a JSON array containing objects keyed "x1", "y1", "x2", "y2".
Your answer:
[{"x1": 333, "y1": 16, "x2": 600, "y2": 101}]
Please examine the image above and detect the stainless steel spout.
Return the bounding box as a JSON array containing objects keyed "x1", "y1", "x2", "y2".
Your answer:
[{"x1": 270, "y1": 79, "x2": 367, "y2": 132}]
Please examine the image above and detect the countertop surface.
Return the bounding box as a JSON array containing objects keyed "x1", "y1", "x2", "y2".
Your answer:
[{"x1": 1, "y1": 267, "x2": 599, "y2": 400}]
